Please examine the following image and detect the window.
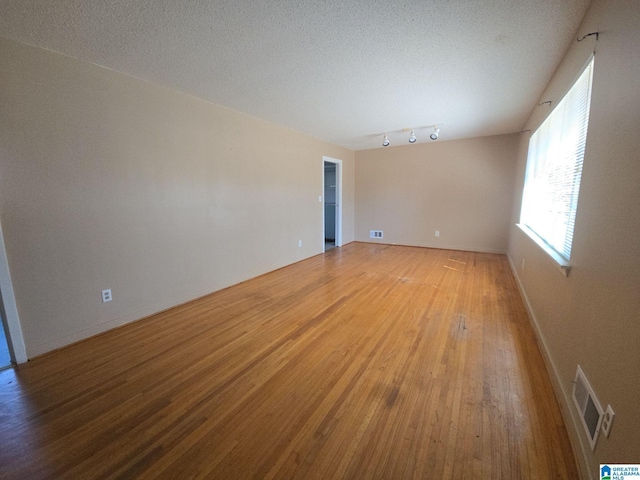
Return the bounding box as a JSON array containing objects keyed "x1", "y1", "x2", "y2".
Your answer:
[{"x1": 519, "y1": 57, "x2": 594, "y2": 268}]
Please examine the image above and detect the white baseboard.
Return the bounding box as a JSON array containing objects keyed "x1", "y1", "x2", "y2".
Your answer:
[
  {"x1": 357, "y1": 239, "x2": 506, "y2": 255},
  {"x1": 26, "y1": 282, "x2": 231, "y2": 358},
  {"x1": 506, "y1": 254, "x2": 592, "y2": 480},
  {"x1": 26, "y1": 254, "x2": 325, "y2": 359}
]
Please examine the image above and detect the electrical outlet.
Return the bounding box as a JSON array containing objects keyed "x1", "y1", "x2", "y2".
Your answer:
[
  {"x1": 602, "y1": 405, "x2": 615, "y2": 438},
  {"x1": 101, "y1": 289, "x2": 112, "y2": 303},
  {"x1": 435, "y1": 230, "x2": 440, "y2": 237},
  {"x1": 318, "y1": 195, "x2": 322, "y2": 202},
  {"x1": 522, "y1": 258, "x2": 526, "y2": 270},
  {"x1": 298, "y1": 240, "x2": 302, "y2": 247}
]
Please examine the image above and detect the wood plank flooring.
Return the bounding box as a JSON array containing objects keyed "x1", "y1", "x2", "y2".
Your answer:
[{"x1": 0, "y1": 243, "x2": 578, "y2": 479}]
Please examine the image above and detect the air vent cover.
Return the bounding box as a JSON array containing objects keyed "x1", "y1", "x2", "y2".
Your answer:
[{"x1": 572, "y1": 365, "x2": 604, "y2": 450}]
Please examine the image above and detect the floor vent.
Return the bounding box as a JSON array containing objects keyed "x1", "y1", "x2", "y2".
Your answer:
[
  {"x1": 370, "y1": 230, "x2": 383, "y2": 239},
  {"x1": 572, "y1": 365, "x2": 604, "y2": 450}
]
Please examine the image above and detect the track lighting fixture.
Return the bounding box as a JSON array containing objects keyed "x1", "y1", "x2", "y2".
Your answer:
[{"x1": 375, "y1": 124, "x2": 444, "y2": 148}]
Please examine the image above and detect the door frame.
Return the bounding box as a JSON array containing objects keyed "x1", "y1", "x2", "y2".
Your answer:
[
  {"x1": 322, "y1": 156, "x2": 342, "y2": 252},
  {"x1": 0, "y1": 220, "x2": 27, "y2": 364}
]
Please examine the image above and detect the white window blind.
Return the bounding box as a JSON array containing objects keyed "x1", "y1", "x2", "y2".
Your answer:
[{"x1": 520, "y1": 57, "x2": 594, "y2": 262}]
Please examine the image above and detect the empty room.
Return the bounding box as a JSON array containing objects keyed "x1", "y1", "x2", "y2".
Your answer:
[{"x1": 0, "y1": 0, "x2": 638, "y2": 479}]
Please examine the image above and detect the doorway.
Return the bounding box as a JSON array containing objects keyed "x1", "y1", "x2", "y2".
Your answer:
[
  {"x1": 0, "y1": 305, "x2": 11, "y2": 369},
  {"x1": 0, "y1": 220, "x2": 27, "y2": 366},
  {"x1": 322, "y1": 156, "x2": 342, "y2": 252}
]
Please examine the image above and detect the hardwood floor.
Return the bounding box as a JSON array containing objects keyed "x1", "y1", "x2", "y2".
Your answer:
[{"x1": 0, "y1": 243, "x2": 578, "y2": 479}]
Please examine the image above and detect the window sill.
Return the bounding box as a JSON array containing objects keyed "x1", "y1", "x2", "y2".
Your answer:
[{"x1": 516, "y1": 224, "x2": 572, "y2": 277}]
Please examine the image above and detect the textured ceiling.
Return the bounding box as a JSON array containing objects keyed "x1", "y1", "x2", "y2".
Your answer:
[{"x1": 0, "y1": 0, "x2": 591, "y2": 150}]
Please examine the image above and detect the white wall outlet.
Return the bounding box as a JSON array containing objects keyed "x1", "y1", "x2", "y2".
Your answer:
[
  {"x1": 602, "y1": 405, "x2": 615, "y2": 438},
  {"x1": 369, "y1": 230, "x2": 383, "y2": 239},
  {"x1": 318, "y1": 195, "x2": 322, "y2": 202},
  {"x1": 298, "y1": 240, "x2": 302, "y2": 247},
  {"x1": 522, "y1": 258, "x2": 526, "y2": 270},
  {"x1": 435, "y1": 230, "x2": 440, "y2": 237},
  {"x1": 101, "y1": 289, "x2": 112, "y2": 303}
]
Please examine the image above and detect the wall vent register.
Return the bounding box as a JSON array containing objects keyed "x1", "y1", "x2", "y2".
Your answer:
[{"x1": 572, "y1": 365, "x2": 604, "y2": 450}]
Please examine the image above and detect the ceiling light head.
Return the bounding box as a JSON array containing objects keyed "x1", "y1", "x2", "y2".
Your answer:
[
  {"x1": 408, "y1": 130, "x2": 417, "y2": 143},
  {"x1": 430, "y1": 126, "x2": 440, "y2": 141},
  {"x1": 382, "y1": 134, "x2": 390, "y2": 147}
]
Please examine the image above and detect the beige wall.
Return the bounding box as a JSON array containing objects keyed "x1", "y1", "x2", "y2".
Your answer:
[
  {"x1": 508, "y1": 0, "x2": 640, "y2": 477},
  {"x1": 355, "y1": 135, "x2": 519, "y2": 253},
  {"x1": 0, "y1": 37, "x2": 354, "y2": 357}
]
